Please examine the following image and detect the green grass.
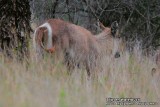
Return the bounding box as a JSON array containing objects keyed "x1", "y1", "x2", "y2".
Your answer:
[{"x1": 0, "y1": 49, "x2": 159, "y2": 107}]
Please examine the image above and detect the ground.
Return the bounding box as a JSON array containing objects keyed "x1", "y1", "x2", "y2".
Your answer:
[{"x1": 0, "y1": 44, "x2": 159, "y2": 107}]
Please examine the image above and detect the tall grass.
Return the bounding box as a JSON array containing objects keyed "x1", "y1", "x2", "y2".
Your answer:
[{"x1": 0, "y1": 44, "x2": 159, "y2": 107}]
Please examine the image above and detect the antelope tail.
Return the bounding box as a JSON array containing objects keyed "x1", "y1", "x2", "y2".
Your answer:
[{"x1": 33, "y1": 22, "x2": 53, "y2": 52}]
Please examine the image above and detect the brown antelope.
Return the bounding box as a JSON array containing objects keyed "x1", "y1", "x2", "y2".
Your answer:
[{"x1": 33, "y1": 19, "x2": 124, "y2": 76}]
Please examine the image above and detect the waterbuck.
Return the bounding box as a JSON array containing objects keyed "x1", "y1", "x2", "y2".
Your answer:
[{"x1": 33, "y1": 19, "x2": 124, "y2": 76}]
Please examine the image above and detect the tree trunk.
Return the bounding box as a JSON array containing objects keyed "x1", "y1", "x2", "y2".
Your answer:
[{"x1": 0, "y1": 0, "x2": 32, "y2": 60}]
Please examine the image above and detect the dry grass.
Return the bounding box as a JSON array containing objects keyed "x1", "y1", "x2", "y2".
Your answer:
[{"x1": 0, "y1": 46, "x2": 159, "y2": 107}]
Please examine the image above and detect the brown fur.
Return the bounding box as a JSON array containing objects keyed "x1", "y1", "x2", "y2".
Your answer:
[{"x1": 34, "y1": 19, "x2": 123, "y2": 76}]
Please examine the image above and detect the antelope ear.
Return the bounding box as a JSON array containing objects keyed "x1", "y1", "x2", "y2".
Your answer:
[
  {"x1": 98, "y1": 21, "x2": 106, "y2": 30},
  {"x1": 111, "y1": 21, "x2": 119, "y2": 37}
]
